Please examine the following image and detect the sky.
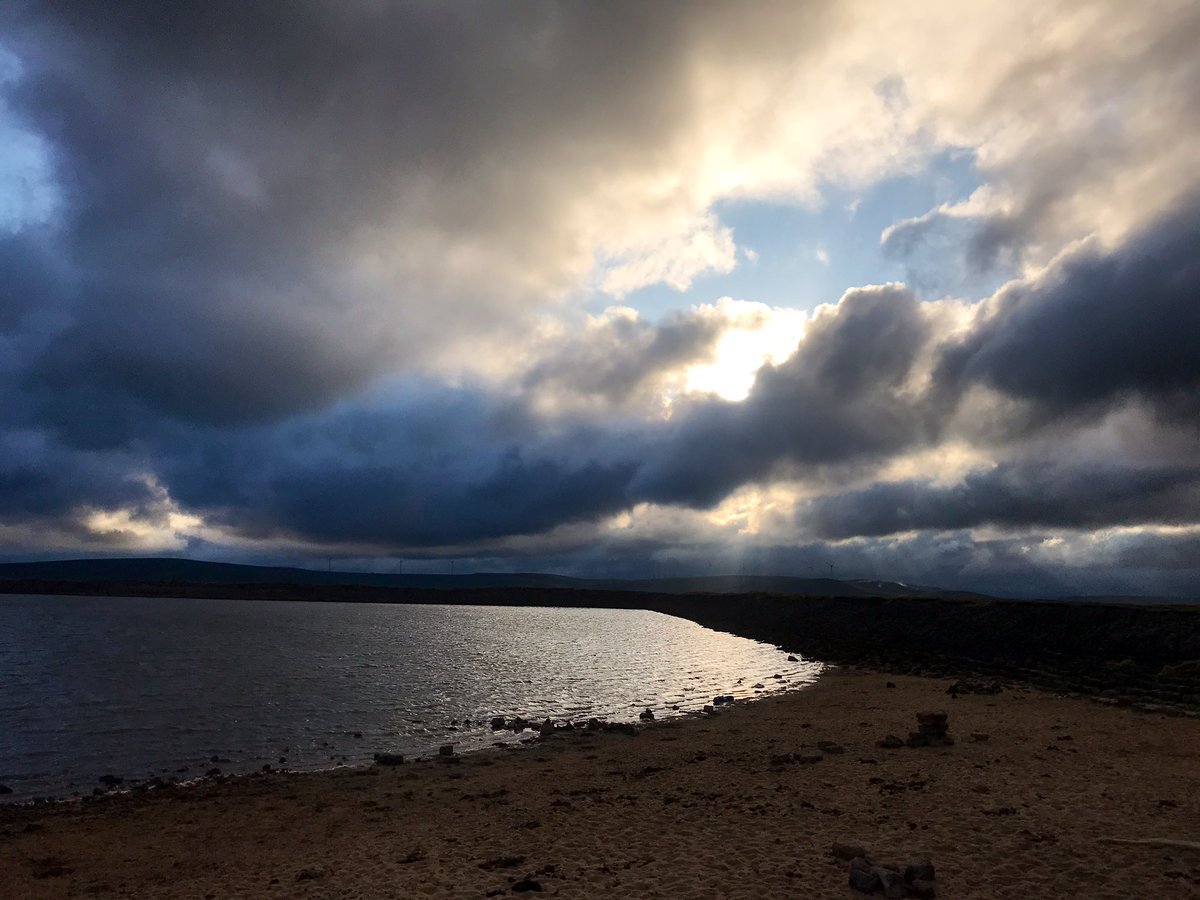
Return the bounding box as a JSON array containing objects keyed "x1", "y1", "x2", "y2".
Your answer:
[{"x1": 0, "y1": 1, "x2": 1198, "y2": 597}]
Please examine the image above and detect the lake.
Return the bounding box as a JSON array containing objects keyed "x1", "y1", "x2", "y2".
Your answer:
[{"x1": 0, "y1": 594, "x2": 821, "y2": 802}]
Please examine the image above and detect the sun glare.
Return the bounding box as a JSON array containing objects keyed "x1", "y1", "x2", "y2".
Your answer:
[{"x1": 684, "y1": 304, "x2": 807, "y2": 401}]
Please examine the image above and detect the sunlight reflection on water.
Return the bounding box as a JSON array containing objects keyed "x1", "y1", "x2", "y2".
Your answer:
[{"x1": 0, "y1": 595, "x2": 821, "y2": 801}]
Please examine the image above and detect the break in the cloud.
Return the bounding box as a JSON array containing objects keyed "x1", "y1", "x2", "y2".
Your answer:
[{"x1": 0, "y1": 1, "x2": 1197, "y2": 597}]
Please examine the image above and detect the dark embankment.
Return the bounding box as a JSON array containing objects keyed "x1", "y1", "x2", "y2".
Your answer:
[
  {"x1": 4, "y1": 579, "x2": 1198, "y2": 709},
  {"x1": 646, "y1": 593, "x2": 1200, "y2": 710}
]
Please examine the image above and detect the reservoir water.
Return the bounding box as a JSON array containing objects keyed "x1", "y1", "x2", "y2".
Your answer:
[{"x1": 0, "y1": 594, "x2": 821, "y2": 802}]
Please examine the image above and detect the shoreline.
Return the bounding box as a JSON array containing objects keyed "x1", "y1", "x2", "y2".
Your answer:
[{"x1": 3, "y1": 666, "x2": 1198, "y2": 898}]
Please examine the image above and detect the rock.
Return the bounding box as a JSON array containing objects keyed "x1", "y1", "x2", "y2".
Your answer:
[
  {"x1": 98, "y1": 774, "x2": 123, "y2": 787},
  {"x1": 352, "y1": 731, "x2": 363, "y2": 739},
  {"x1": 604, "y1": 722, "x2": 639, "y2": 736},
  {"x1": 817, "y1": 741, "x2": 846, "y2": 754},
  {"x1": 587, "y1": 718, "x2": 602, "y2": 730},
  {"x1": 876, "y1": 735, "x2": 904, "y2": 749},
  {"x1": 849, "y1": 857, "x2": 880, "y2": 893},
  {"x1": 438, "y1": 744, "x2": 455, "y2": 757},
  {"x1": 795, "y1": 751, "x2": 824, "y2": 764},
  {"x1": 373, "y1": 752, "x2": 405, "y2": 766},
  {"x1": 886, "y1": 681, "x2": 896, "y2": 688},
  {"x1": 908, "y1": 712, "x2": 952, "y2": 747},
  {"x1": 512, "y1": 878, "x2": 543, "y2": 892},
  {"x1": 713, "y1": 694, "x2": 735, "y2": 705},
  {"x1": 969, "y1": 732, "x2": 989, "y2": 742},
  {"x1": 639, "y1": 708, "x2": 655, "y2": 720},
  {"x1": 905, "y1": 858, "x2": 935, "y2": 883},
  {"x1": 831, "y1": 842, "x2": 868, "y2": 861},
  {"x1": 490, "y1": 716, "x2": 507, "y2": 730},
  {"x1": 0, "y1": 784, "x2": 11, "y2": 795},
  {"x1": 205, "y1": 767, "x2": 222, "y2": 777},
  {"x1": 908, "y1": 878, "x2": 938, "y2": 899},
  {"x1": 876, "y1": 866, "x2": 906, "y2": 898},
  {"x1": 769, "y1": 752, "x2": 793, "y2": 765},
  {"x1": 295, "y1": 866, "x2": 327, "y2": 881},
  {"x1": 787, "y1": 654, "x2": 799, "y2": 661},
  {"x1": 703, "y1": 705, "x2": 714, "y2": 714},
  {"x1": 540, "y1": 719, "x2": 556, "y2": 736},
  {"x1": 753, "y1": 682, "x2": 765, "y2": 689}
]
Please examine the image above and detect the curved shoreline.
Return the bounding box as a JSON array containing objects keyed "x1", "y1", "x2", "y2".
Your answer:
[{"x1": 2, "y1": 666, "x2": 1198, "y2": 898}]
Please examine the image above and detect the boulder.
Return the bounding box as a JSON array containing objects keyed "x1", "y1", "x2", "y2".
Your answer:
[
  {"x1": 876, "y1": 735, "x2": 904, "y2": 749},
  {"x1": 905, "y1": 858, "x2": 935, "y2": 883},
  {"x1": 787, "y1": 654, "x2": 799, "y2": 662},
  {"x1": 438, "y1": 744, "x2": 455, "y2": 757},
  {"x1": 639, "y1": 708, "x2": 655, "y2": 721},
  {"x1": 372, "y1": 752, "x2": 405, "y2": 766},
  {"x1": 876, "y1": 866, "x2": 906, "y2": 898},
  {"x1": 817, "y1": 741, "x2": 846, "y2": 754},
  {"x1": 490, "y1": 716, "x2": 507, "y2": 730},
  {"x1": 0, "y1": 783, "x2": 12, "y2": 795},
  {"x1": 849, "y1": 857, "x2": 880, "y2": 893}
]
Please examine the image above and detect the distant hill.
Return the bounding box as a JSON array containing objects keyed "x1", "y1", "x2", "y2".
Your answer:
[{"x1": 0, "y1": 557, "x2": 990, "y2": 600}]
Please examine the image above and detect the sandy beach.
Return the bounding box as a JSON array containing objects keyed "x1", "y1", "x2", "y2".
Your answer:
[{"x1": 2, "y1": 667, "x2": 1197, "y2": 899}]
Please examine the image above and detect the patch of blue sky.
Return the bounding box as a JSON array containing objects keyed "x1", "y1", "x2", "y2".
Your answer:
[
  {"x1": 610, "y1": 149, "x2": 984, "y2": 321},
  {"x1": 0, "y1": 45, "x2": 61, "y2": 234}
]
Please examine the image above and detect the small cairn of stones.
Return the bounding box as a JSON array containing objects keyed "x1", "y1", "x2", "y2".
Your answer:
[
  {"x1": 834, "y1": 844, "x2": 936, "y2": 898},
  {"x1": 906, "y1": 711, "x2": 953, "y2": 748}
]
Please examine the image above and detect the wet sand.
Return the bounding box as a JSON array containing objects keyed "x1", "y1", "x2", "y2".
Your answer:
[{"x1": 2, "y1": 667, "x2": 1198, "y2": 898}]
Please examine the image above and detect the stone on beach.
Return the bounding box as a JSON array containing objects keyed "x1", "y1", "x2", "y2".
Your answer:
[
  {"x1": 907, "y1": 711, "x2": 953, "y2": 747},
  {"x1": 372, "y1": 752, "x2": 405, "y2": 766},
  {"x1": 438, "y1": 744, "x2": 455, "y2": 756}
]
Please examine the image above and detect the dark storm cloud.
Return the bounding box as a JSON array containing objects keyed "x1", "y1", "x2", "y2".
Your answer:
[
  {"x1": 0, "y1": 233, "x2": 60, "y2": 332},
  {"x1": 520, "y1": 309, "x2": 724, "y2": 406},
  {"x1": 805, "y1": 462, "x2": 1200, "y2": 539},
  {"x1": 2, "y1": 0, "x2": 834, "y2": 431},
  {"x1": 0, "y1": 432, "x2": 155, "y2": 521},
  {"x1": 934, "y1": 198, "x2": 1200, "y2": 426},
  {"x1": 630, "y1": 284, "x2": 935, "y2": 505},
  {"x1": 155, "y1": 383, "x2": 646, "y2": 547}
]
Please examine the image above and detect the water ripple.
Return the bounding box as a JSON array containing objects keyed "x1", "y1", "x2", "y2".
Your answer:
[{"x1": 0, "y1": 594, "x2": 821, "y2": 801}]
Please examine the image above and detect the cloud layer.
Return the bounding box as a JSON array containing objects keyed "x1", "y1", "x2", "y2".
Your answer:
[{"x1": 1, "y1": 1, "x2": 1198, "y2": 596}]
